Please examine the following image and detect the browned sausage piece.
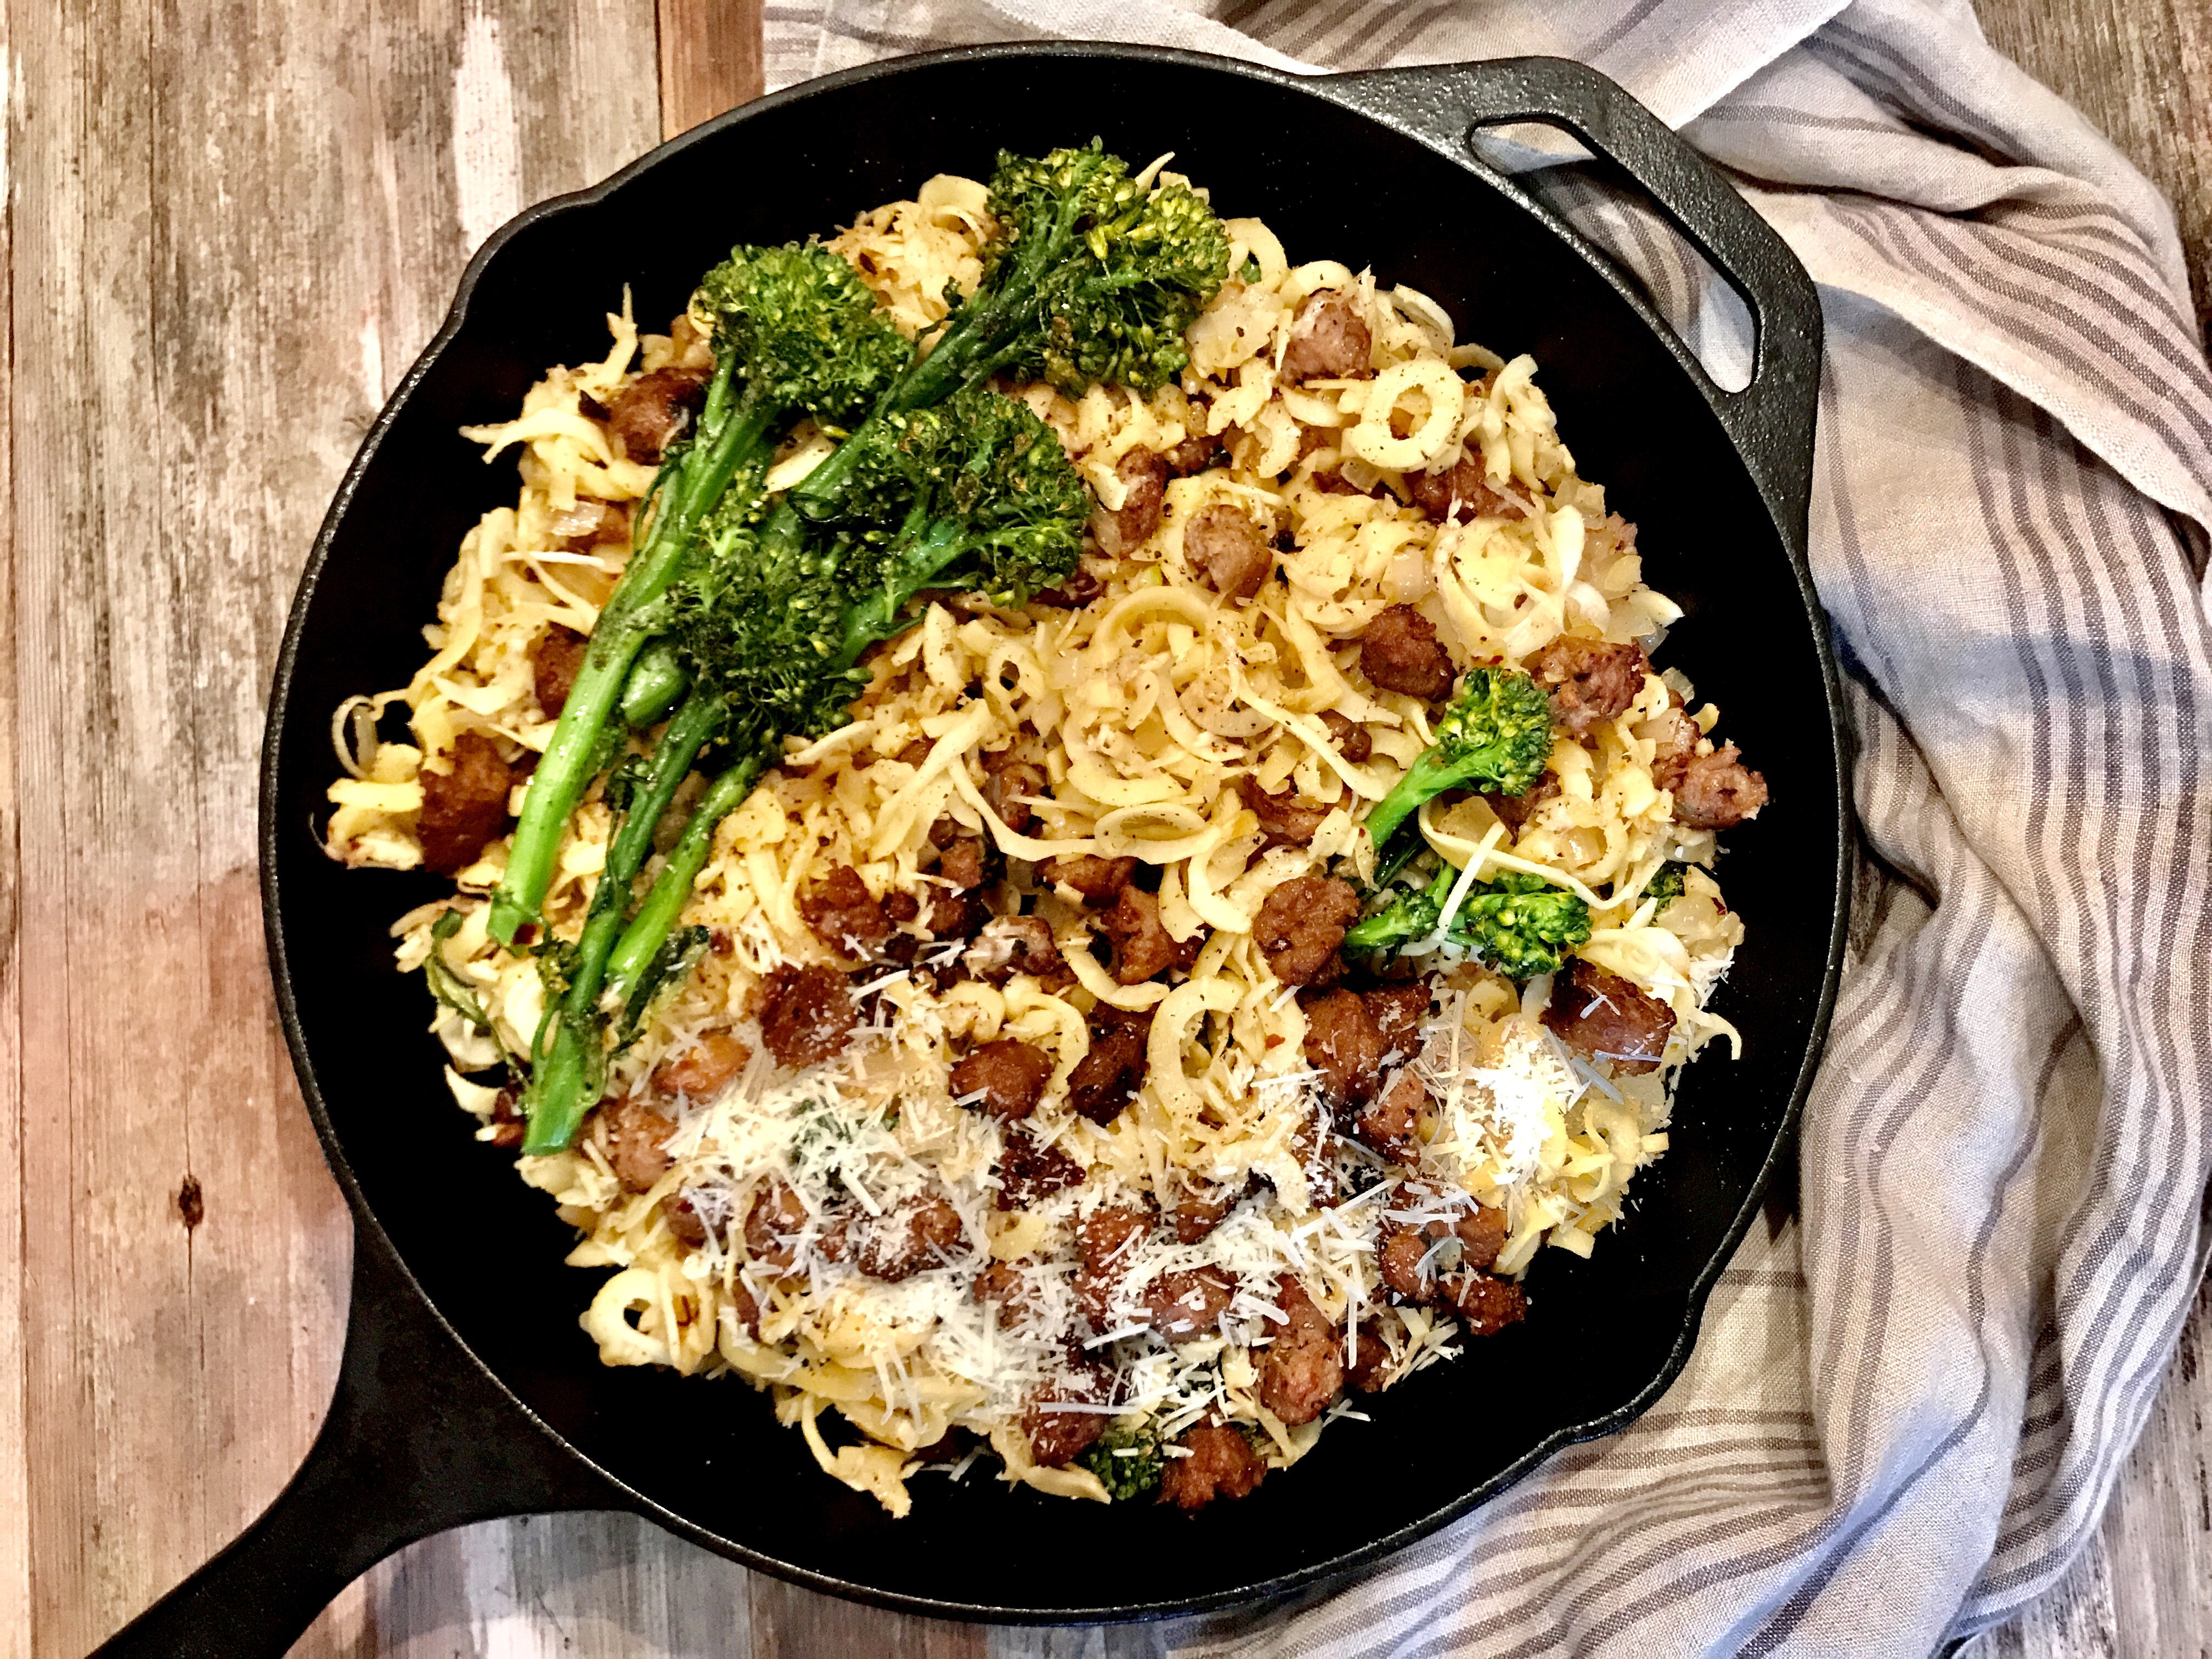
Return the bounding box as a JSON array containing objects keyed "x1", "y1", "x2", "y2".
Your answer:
[
  {"x1": 1363, "y1": 984, "x2": 1432, "y2": 1057},
  {"x1": 1160, "y1": 1420, "x2": 1268, "y2": 1510},
  {"x1": 1358, "y1": 605, "x2": 1457, "y2": 701},
  {"x1": 1286, "y1": 1103, "x2": 1340, "y2": 1210},
  {"x1": 1543, "y1": 959, "x2": 1675, "y2": 1075},
  {"x1": 664, "y1": 1195, "x2": 709, "y2": 1248},
  {"x1": 418, "y1": 732, "x2": 515, "y2": 876},
  {"x1": 1099, "y1": 885, "x2": 1195, "y2": 985},
  {"x1": 927, "y1": 890, "x2": 986, "y2": 943},
  {"x1": 981, "y1": 747, "x2": 1047, "y2": 834},
  {"x1": 1258, "y1": 1276, "x2": 1343, "y2": 1426},
  {"x1": 1647, "y1": 704, "x2": 1701, "y2": 792},
  {"x1": 1319, "y1": 709, "x2": 1372, "y2": 763},
  {"x1": 1378, "y1": 1226, "x2": 1433, "y2": 1300},
  {"x1": 1071, "y1": 1199, "x2": 1150, "y2": 1327},
  {"x1": 486, "y1": 1085, "x2": 527, "y2": 1149},
  {"x1": 1355, "y1": 1069, "x2": 1424, "y2": 1166},
  {"x1": 1144, "y1": 1265, "x2": 1238, "y2": 1339},
  {"x1": 1042, "y1": 853, "x2": 1138, "y2": 905},
  {"x1": 1484, "y1": 768, "x2": 1561, "y2": 833},
  {"x1": 937, "y1": 836, "x2": 993, "y2": 893},
  {"x1": 1282, "y1": 290, "x2": 1373, "y2": 382},
  {"x1": 606, "y1": 365, "x2": 712, "y2": 462},
  {"x1": 595, "y1": 1095, "x2": 678, "y2": 1193},
  {"x1": 745, "y1": 1181, "x2": 809, "y2": 1268},
  {"x1": 1253, "y1": 876, "x2": 1361, "y2": 987},
  {"x1": 973, "y1": 1258, "x2": 1037, "y2": 1330},
  {"x1": 950, "y1": 1038, "x2": 1053, "y2": 1121},
  {"x1": 963, "y1": 916, "x2": 1060, "y2": 983},
  {"x1": 754, "y1": 964, "x2": 857, "y2": 1069},
  {"x1": 727, "y1": 1275, "x2": 761, "y2": 1338},
  {"x1": 1066, "y1": 1020, "x2": 1149, "y2": 1125},
  {"x1": 1447, "y1": 1271, "x2": 1528, "y2": 1335},
  {"x1": 1031, "y1": 566, "x2": 1103, "y2": 610},
  {"x1": 1673, "y1": 742, "x2": 1770, "y2": 828},
  {"x1": 1183, "y1": 503, "x2": 1274, "y2": 600},
  {"x1": 995, "y1": 1133, "x2": 1087, "y2": 1210},
  {"x1": 1408, "y1": 448, "x2": 1513, "y2": 523},
  {"x1": 1301, "y1": 988, "x2": 1384, "y2": 1107},
  {"x1": 1527, "y1": 635, "x2": 1649, "y2": 736},
  {"x1": 800, "y1": 866, "x2": 889, "y2": 953},
  {"x1": 1346, "y1": 1323, "x2": 1392, "y2": 1393},
  {"x1": 1453, "y1": 1203, "x2": 1508, "y2": 1274},
  {"x1": 1077, "y1": 1202, "x2": 1152, "y2": 1274},
  {"x1": 554, "y1": 498, "x2": 628, "y2": 550},
  {"x1": 652, "y1": 1030, "x2": 750, "y2": 1098},
  {"x1": 1094, "y1": 447, "x2": 1167, "y2": 557},
  {"x1": 1023, "y1": 1361, "x2": 1113, "y2": 1468},
  {"x1": 532, "y1": 625, "x2": 589, "y2": 718},
  {"x1": 855, "y1": 1195, "x2": 967, "y2": 1280},
  {"x1": 1241, "y1": 775, "x2": 1333, "y2": 850},
  {"x1": 1170, "y1": 1178, "x2": 1244, "y2": 1244},
  {"x1": 1164, "y1": 432, "x2": 1223, "y2": 476}
]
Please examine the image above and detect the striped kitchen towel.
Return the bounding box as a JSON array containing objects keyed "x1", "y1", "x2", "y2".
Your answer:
[{"x1": 771, "y1": 1, "x2": 2212, "y2": 1653}]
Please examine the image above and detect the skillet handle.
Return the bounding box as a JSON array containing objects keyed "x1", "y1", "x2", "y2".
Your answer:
[
  {"x1": 87, "y1": 1223, "x2": 614, "y2": 1659},
  {"x1": 1323, "y1": 57, "x2": 1823, "y2": 546}
]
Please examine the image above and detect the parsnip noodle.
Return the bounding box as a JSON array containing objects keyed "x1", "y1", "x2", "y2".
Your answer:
[{"x1": 328, "y1": 163, "x2": 1754, "y2": 1516}]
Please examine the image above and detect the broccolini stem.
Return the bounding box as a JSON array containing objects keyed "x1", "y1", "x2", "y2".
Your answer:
[
  {"x1": 1361, "y1": 753, "x2": 1451, "y2": 862},
  {"x1": 620, "y1": 637, "x2": 690, "y2": 727},
  {"x1": 605, "y1": 751, "x2": 767, "y2": 1010},
  {"x1": 488, "y1": 380, "x2": 776, "y2": 947},
  {"x1": 518, "y1": 691, "x2": 727, "y2": 1155}
]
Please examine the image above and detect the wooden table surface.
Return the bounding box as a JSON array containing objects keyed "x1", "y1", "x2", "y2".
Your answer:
[{"x1": 1, "y1": 3, "x2": 2203, "y2": 1656}]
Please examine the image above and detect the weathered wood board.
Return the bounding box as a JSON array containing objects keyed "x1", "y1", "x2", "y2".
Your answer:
[{"x1": 0, "y1": 2, "x2": 2202, "y2": 1656}]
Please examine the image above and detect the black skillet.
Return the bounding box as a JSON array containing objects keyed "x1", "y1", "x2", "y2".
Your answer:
[{"x1": 94, "y1": 44, "x2": 1846, "y2": 1657}]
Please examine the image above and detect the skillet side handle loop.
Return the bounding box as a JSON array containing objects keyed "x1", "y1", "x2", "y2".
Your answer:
[
  {"x1": 87, "y1": 1226, "x2": 614, "y2": 1659},
  {"x1": 1322, "y1": 56, "x2": 1823, "y2": 550}
]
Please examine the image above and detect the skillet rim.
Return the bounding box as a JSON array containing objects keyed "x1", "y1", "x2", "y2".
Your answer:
[{"x1": 259, "y1": 39, "x2": 1849, "y2": 1624}]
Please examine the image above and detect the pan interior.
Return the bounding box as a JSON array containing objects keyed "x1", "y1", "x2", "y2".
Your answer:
[{"x1": 268, "y1": 52, "x2": 1839, "y2": 1618}]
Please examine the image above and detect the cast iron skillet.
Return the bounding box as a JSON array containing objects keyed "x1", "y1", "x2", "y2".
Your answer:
[{"x1": 96, "y1": 44, "x2": 1846, "y2": 1658}]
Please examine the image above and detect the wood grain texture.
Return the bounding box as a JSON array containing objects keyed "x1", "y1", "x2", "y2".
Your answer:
[
  {"x1": 0, "y1": 1, "x2": 652, "y2": 1655},
  {"x1": 2, "y1": 1, "x2": 2204, "y2": 1656},
  {"x1": 1974, "y1": 0, "x2": 2212, "y2": 340},
  {"x1": 658, "y1": 0, "x2": 764, "y2": 138}
]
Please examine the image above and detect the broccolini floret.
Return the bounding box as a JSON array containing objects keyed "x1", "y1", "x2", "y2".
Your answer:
[
  {"x1": 1360, "y1": 667, "x2": 1555, "y2": 859},
  {"x1": 598, "y1": 390, "x2": 1086, "y2": 1018},
  {"x1": 488, "y1": 245, "x2": 907, "y2": 947},
  {"x1": 520, "y1": 392, "x2": 1087, "y2": 1152},
  {"x1": 1077, "y1": 1422, "x2": 1166, "y2": 1502}
]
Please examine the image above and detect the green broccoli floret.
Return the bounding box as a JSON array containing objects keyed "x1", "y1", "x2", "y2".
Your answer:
[
  {"x1": 490, "y1": 244, "x2": 906, "y2": 947},
  {"x1": 1077, "y1": 1422, "x2": 1165, "y2": 1502},
  {"x1": 1346, "y1": 866, "x2": 1590, "y2": 980},
  {"x1": 1361, "y1": 668, "x2": 1554, "y2": 859},
  {"x1": 1646, "y1": 860, "x2": 1691, "y2": 913},
  {"x1": 1344, "y1": 865, "x2": 1455, "y2": 954},
  {"x1": 1448, "y1": 871, "x2": 1592, "y2": 979}
]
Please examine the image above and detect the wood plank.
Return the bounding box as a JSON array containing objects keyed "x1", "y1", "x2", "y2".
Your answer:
[
  {"x1": 0, "y1": 0, "x2": 26, "y2": 1654},
  {"x1": 10, "y1": 0, "x2": 349, "y2": 1649},
  {"x1": 658, "y1": 0, "x2": 765, "y2": 139},
  {"x1": 1973, "y1": 0, "x2": 2212, "y2": 338},
  {"x1": 0, "y1": 0, "x2": 656, "y2": 1653}
]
